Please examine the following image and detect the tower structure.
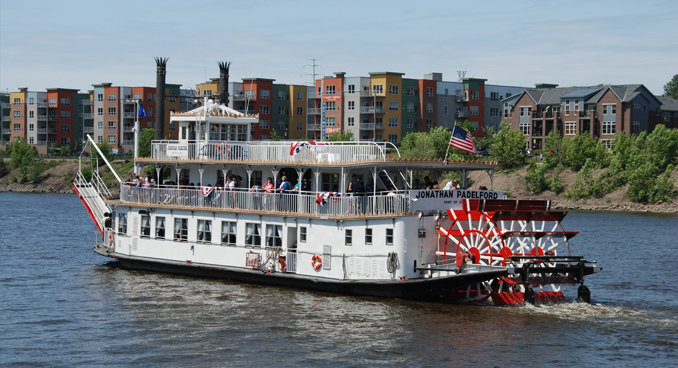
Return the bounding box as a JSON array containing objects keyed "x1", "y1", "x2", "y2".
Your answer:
[{"x1": 154, "y1": 57, "x2": 168, "y2": 140}]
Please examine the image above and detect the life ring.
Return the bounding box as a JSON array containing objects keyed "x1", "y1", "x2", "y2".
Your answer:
[
  {"x1": 108, "y1": 232, "x2": 114, "y2": 247},
  {"x1": 279, "y1": 256, "x2": 286, "y2": 272},
  {"x1": 216, "y1": 143, "x2": 231, "y2": 155},
  {"x1": 311, "y1": 253, "x2": 322, "y2": 270}
]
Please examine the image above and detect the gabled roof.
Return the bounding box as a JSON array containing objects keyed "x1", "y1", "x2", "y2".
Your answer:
[
  {"x1": 657, "y1": 95, "x2": 678, "y2": 111},
  {"x1": 505, "y1": 84, "x2": 661, "y2": 107},
  {"x1": 561, "y1": 88, "x2": 602, "y2": 99}
]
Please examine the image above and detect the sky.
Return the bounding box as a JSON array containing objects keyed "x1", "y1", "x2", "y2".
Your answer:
[{"x1": 1, "y1": 0, "x2": 676, "y2": 95}]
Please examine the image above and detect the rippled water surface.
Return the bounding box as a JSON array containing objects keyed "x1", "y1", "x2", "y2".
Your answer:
[{"x1": 1, "y1": 192, "x2": 676, "y2": 367}]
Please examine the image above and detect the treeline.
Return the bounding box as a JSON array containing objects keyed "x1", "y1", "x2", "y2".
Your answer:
[
  {"x1": 0, "y1": 138, "x2": 59, "y2": 184},
  {"x1": 398, "y1": 122, "x2": 678, "y2": 204}
]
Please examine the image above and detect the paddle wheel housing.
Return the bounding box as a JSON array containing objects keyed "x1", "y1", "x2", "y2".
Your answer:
[{"x1": 437, "y1": 198, "x2": 596, "y2": 305}]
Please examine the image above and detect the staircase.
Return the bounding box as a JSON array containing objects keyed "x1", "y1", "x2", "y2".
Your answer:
[{"x1": 73, "y1": 170, "x2": 112, "y2": 236}]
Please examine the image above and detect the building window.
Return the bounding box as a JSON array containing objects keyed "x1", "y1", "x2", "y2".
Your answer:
[
  {"x1": 97, "y1": 136, "x2": 103, "y2": 143},
  {"x1": 60, "y1": 111, "x2": 70, "y2": 119},
  {"x1": 108, "y1": 107, "x2": 116, "y2": 116},
  {"x1": 277, "y1": 106, "x2": 286, "y2": 115},
  {"x1": 49, "y1": 98, "x2": 56, "y2": 106},
  {"x1": 519, "y1": 122, "x2": 529, "y2": 135},
  {"x1": 245, "y1": 223, "x2": 261, "y2": 247},
  {"x1": 348, "y1": 117, "x2": 354, "y2": 127},
  {"x1": 108, "y1": 136, "x2": 116, "y2": 144},
  {"x1": 631, "y1": 121, "x2": 640, "y2": 135},
  {"x1": 372, "y1": 85, "x2": 383, "y2": 94},
  {"x1": 108, "y1": 93, "x2": 116, "y2": 102},
  {"x1": 470, "y1": 121, "x2": 479, "y2": 130},
  {"x1": 221, "y1": 221, "x2": 236, "y2": 246},
  {"x1": 60, "y1": 98, "x2": 71, "y2": 106},
  {"x1": 426, "y1": 103, "x2": 433, "y2": 113},
  {"x1": 29, "y1": 137, "x2": 34, "y2": 144},
  {"x1": 345, "y1": 229, "x2": 352, "y2": 246},
  {"x1": 406, "y1": 118, "x2": 414, "y2": 128},
  {"x1": 389, "y1": 102, "x2": 398, "y2": 111},
  {"x1": 97, "y1": 121, "x2": 103, "y2": 129},
  {"x1": 470, "y1": 106, "x2": 479, "y2": 115},
  {"x1": 297, "y1": 121, "x2": 303, "y2": 130},
  {"x1": 407, "y1": 86, "x2": 415, "y2": 96},
  {"x1": 373, "y1": 117, "x2": 382, "y2": 127},
  {"x1": 365, "y1": 228, "x2": 372, "y2": 245},
  {"x1": 260, "y1": 105, "x2": 269, "y2": 114},
  {"x1": 259, "y1": 120, "x2": 269, "y2": 129},
  {"x1": 470, "y1": 90, "x2": 479, "y2": 99},
  {"x1": 97, "y1": 108, "x2": 103, "y2": 116},
  {"x1": 326, "y1": 101, "x2": 335, "y2": 111},
  {"x1": 277, "y1": 121, "x2": 285, "y2": 130},
  {"x1": 278, "y1": 91, "x2": 286, "y2": 100},
  {"x1": 407, "y1": 102, "x2": 414, "y2": 112},
  {"x1": 297, "y1": 91, "x2": 304, "y2": 100},
  {"x1": 664, "y1": 112, "x2": 671, "y2": 122},
  {"x1": 108, "y1": 121, "x2": 115, "y2": 130},
  {"x1": 426, "y1": 119, "x2": 432, "y2": 129},
  {"x1": 300, "y1": 227, "x2": 307, "y2": 243},
  {"x1": 565, "y1": 122, "x2": 576, "y2": 135},
  {"x1": 602, "y1": 121, "x2": 616, "y2": 135},
  {"x1": 490, "y1": 107, "x2": 499, "y2": 116},
  {"x1": 296, "y1": 107, "x2": 303, "y2": 115},
  {"x1": 326, "y1": 117, "x2": 335, "y2": 127},
  {"x1": 257, "y1": 90, "x2": 268, "y2": 99},
  {"x1": 197, "y1": 219, "x2": 212, "y2": 244},
  {"x1": 325, "y1": 85, "x2": 336, "y2": 95},
  {"x1": 491, "y1": 92, "x2": 499, "y2": 101},
  {"x1": 174, "y1": 218, "x2": 188, "y2": 242},
  {"x1": 141, "y1": 215, "x2": 151, "y2": 238},
  {"x1": 426, "y1": 87, "x2": 433, "y2": 97},
  {"x1": 388, "y1": 117, "x2": 398, "y2": 127},
  {"x1": 118, "y1": 213, "x2": 127, "y2": 234},
  {"x1": 29, "y1": 111, "x2": 35, "y2": 119},
  {"x1": 348, "y1": 101, "x2": 355, "y2": 110},
  {"x1": 388, "y1": 134, "x2": 398, "y2": 144},
  {"x1": 13, "y1": 98, "x2": 21, "y2": 106},
  {"x1": 389, "y1": 85, "x2": 399, "y2": 95},
  {"x1": 29, "y1": 123, "x2": 34, "y2": 131},
  {"x1": 386, "y1": 229, "x2": 393, "y2": 245},
  {"x1": 61, "y1": 124, "x2": 71, "y2": 132},
  {"x1": 13, "y1": 111, "x2": 21, "y2": 119},
  {"x1": 348, "y1": 85, "x2": 355, "y2": 94},
  {"x1": 155, "y1": 217, "x2": 166, "y2": 239}
]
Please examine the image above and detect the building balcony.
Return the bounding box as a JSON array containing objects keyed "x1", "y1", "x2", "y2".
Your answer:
[
  {"x1": 48, "y1": 116, "x2": 57, "y2": 121},
  {"x1": 123, "y1": 112, "x2": 136, "y2": 118},
  {"x1": 307, "y1": 92, "x2": 320, "y2": 99},
  {"x1": 456, "y1": 111, "x2": 468, "y2": 118},
  {"x1": 123, "y1": 99, "x2": 136, "y2": 104},
  {"x1": 2, "y1": 116, "x2": 10, "y2": 122},
  {"x1": 359, "y1": 106, "x2": 384, "y2": 114},
  {"x1": 2, "y1": 128, "x2": 11, "y2": 134},
  {"x1": 359, "y1": 123, "x2": 374, "y2": 130},
  {"x1": 37, "y1": 141, "x2": 47, "y2": 146},
  {"x1": 80, "y1": 100, "x2": 94, "y2": 106},
  {"x1": 37, "y1": 102, "x2": 48, "y2": 108},
  {"x1": 83, "y1": 127, "x2": 94, "y2": 133},
  {"x1": 456, "y1": 93, "x2": 468, "y2": 102},
  {"x1": 37, "y1": 114, "x2": 48, "y2": 121},
  {"x1": 0, "y1": 140, "x2": 9, "y2": 146},
  {"x1": 359, "y1": 90, "x2": 373, "y2": 97},
  {"x1": 307, "y1": 108, "x2": 321, "y2": 115},
  {"x1": 123, "y1": 126, "x2": 134, "y2": 133},
  {"x1": 123, "y1": 140, "x2": 134, "y2": 146},
  {"x1": 81, "y1": 113, "x2": 94, "y2": 119},
  {"x1": 37, "y1": 128, "x2": 48, "y2": 134},
  {"x1": 48, "y1": 129, "x2": 57, "y2": 134},
  {"x1": 1, "y1": 102, "x2": 10, "y2": 109},
  {"x1": 232, "y1": 95, "x2": 246, "y2": 101},
  {"x1": 307, "y1": 124, "x2": 321, "y2": 131}
]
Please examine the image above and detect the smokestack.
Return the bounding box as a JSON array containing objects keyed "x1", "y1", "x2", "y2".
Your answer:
[
  {"x1": 154, "y1": 57, "x2": 168, "y2": 140},
  {"x1": 218, "y1": 61, "x2": 231, "y2": 105}
]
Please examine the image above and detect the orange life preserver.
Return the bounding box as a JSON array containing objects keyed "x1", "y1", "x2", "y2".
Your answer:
[
  {"x1": 311, "y1": 253, "x2": 322, "y2": 270},
  {"x1": 108, "y1": 232, "x2": 114, "y2": 247},
  {"x1": 279, "y1": 256, "x2": 286, "y2": 272}
]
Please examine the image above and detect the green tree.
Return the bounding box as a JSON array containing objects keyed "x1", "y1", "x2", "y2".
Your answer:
[
  {"x1": 489, "y1": 121, "x2": 527, "y2": 170},
  {"x1": 664, "y1": 74, "x2": 678, "y2": 99},
  {"x1": 327, "y1": 130, "x2": 354, "y2": 142},
  {"x1": 138, "y1": 128, "x2": 155, "y2": 158},
  {"x1": 270, "y1": 130, "x2": 282, "y2": 141},
  {"x1": 400, "y1": 127, "x2": 453, "y2": 160},
  {"x1": 59, "y1": 145, "x2": 72, "y2": 156},
  {"x1": 9, "y1": 137, "x2": 36, "y2": 168},
  {"x1": 92, "y1": 141, "x2": 113, "y2": 163}
]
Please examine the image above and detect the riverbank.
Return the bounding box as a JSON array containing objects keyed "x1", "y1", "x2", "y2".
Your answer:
[{"x1": 1, "y1": 160, "x2": 676, "y2": 213}]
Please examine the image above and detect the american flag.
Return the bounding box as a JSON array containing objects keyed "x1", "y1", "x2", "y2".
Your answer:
[
  {"x1": 290, "y1": 140, "x2": 316, "y2": 156},
  {"x1": 449, "y1": 126, "x2": 479, "y2": 155}
]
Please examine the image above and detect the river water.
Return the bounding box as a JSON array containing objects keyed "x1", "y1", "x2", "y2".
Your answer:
[{"x1": 1, "y1": 192, "x2": 676, "y2": 367}]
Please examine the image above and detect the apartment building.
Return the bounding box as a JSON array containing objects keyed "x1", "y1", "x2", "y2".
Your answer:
[
  {"x1": 1, "y1": 93, "x2": 11, "y2": 145},
  {"x1": 502, "y1": 84, "x2": 667, "y2": 150}
]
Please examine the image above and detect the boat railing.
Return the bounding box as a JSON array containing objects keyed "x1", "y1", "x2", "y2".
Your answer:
[
  {"x1": 118, "y1": 185, "x2": 410, "y2": 217},
  {"x1": 92, "y1": 170, "x2": 112, "y2": 198},
  {"x1": 150, "y1": 140, "x2": 400, "y2": 163}
]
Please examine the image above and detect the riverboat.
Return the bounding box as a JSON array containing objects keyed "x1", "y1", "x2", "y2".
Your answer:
[{"x1": 73, "y1": 98, "x2": 599, "y2": 304}]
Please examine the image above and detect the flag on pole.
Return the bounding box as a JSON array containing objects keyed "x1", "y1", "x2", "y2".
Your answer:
[
  {"x1": 449, "y1": 126, "x2": 479, "y2": 155},
  {"x1": 139, "y1": 104, "x2": 149, "y2": 121}
]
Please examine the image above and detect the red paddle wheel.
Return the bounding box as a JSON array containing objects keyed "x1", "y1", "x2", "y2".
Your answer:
[{"x1": 438, "y1": 199, "x2": 584, "y2": 305}]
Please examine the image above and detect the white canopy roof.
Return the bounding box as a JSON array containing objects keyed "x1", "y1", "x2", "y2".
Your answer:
[{"x1": 170, "y1": 99, "x2": 258, "y2": 124}]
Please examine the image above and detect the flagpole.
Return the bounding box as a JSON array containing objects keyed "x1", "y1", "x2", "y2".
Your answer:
[{"x1": 443, "y1": 123, "x2": 455, "y2": 164}]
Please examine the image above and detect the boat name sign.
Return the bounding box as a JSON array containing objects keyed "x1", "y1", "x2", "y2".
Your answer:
[
  {"x1": 410, "y1": 189, "x2": 505, "y2": 211},
  {"x1": 167, "y1": 143, "x2": 189, "y2": 158}
]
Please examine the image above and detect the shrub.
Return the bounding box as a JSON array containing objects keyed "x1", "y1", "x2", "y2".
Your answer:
[{"x1": 523, "y1": 162, "x2": 549, "y2": 194}]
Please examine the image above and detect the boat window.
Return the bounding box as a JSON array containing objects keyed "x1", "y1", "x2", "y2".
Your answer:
[
  {"x1": 141, "y1": 215, "x2": 151, "y2": 238},
  {"x1": 321, "y1": 173, "x2": 339, "y2": 192},
  {"x1": 386, "y1": 229, "x2": 393, "y2": 246},
  {"x1": 266, "y1": 225, "x2": 283, "y2": 248},
  {"x1": 365, "y1": 228, "x2": 372, "y2": 245},
  {"x1": 221, "y1": 221, "x2": 236, "y2": 246},
  {"x1": 197, "y1": 220, "x2": 212, "y2": 244},
  {"x1": 345, "y1": 229, "x2": 352, "y2": 246},
  {"x1": 174, "y1": 218, "x2": 188, "y2": 242},
  {"x1": 155, "y1": 217, "x2": 165, "y2": 239},
  {"x1": 118, "y1": 213, "x2": 127, "y2": 234},
  {"x1": 245, "y1": 223, "x2": 261, "y2": 247},
  {"x1": 299, "y1": 227, "x2": 307, "y2": 243}
]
